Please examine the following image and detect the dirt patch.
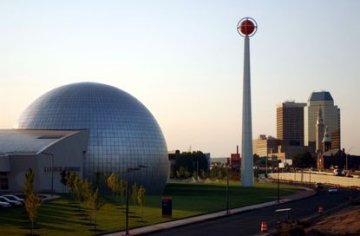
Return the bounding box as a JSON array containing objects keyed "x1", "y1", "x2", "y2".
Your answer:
[{"x1": 305, "y1": 205, "x2": 360, "y2": 235}]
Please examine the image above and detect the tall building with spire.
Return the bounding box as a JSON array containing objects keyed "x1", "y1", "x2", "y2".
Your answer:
[
  {"x1": 316, "y1": 107, "x2": 325, "y2": 153},
  {"x1": 305, "y1": 91, "x2": 340, "y2": 152},
  {"x1": 316, "y1": 125, "x2": 332, "y2": 170},
  {"x1": 322, "y1": 126, "x2": 332, "y2": 152}
]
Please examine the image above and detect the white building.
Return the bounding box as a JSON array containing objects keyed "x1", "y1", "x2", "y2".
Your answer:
[
  {"x1": 305, "y1": 91, "x2": 340, "y2": 152},
  {"x1": 0, "y1": 129, "x2": 88, "y2": 193}
]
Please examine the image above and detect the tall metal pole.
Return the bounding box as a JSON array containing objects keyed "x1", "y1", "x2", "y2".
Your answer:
[
  {"x1": 265, "y1": 157, "x2": 268, "y2": 176},
  {"x1": 237, "y1": 17, "x2": 257, "y2": 187},
  {"x1": 124, "y1": 165, "x2": 146, "y2": 235},
  {"x1": 125, "y1": 178, "x2": 130, "y2": 236},
  {"x1": 346, "y1": 147, "x2": 353, "y2": 173},
  {"x1": 277, "y1": 169, "x2": 280, "y2": 203},
  {"x1": 197, "y1": 156, "x2": 199, "y2": 181},
  {"x1": 241, "y1": 35, "x2": 253, "y2": 187},
  {"x1": 51, "y1": 155, "x2": 54, "y2": 195},
  {"x1": 226, "y1": 158, "x2": 230, "y2": 215}
]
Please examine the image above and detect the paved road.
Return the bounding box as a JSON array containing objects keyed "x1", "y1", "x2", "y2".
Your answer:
[{"x1": 143, "y1": 188, "x2": 358, "y2": 236}]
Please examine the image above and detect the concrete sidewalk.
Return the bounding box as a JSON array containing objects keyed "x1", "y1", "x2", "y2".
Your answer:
[{"x1": 103, "y1": 187, "x2": 315, "y2": 236}]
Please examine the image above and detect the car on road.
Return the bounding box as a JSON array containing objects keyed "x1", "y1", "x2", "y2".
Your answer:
[
  {"x1": 315, "y1": 183, "x2": 324, "y2": 190},
  {"x1": 0, "y1": 196, "x2": 22, "y2": 206},
  {"x1": 0, "y1": 201, "x2": 11, "y2": 208},
  {"x1": 328, "y1": 187, "x2": 338, "y2": 193}
]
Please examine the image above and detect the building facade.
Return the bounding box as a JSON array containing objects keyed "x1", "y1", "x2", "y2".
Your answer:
[
  {"x1": 253, "y1": 135, "x2": 281, "y2": 157},
  {"x1": 0, "y1": 129, "x2": 88, "y2": 192},
  {"x1": 305, "y1": 91, "x2": 341, "y2": 152},
  {"x1": 277, "y1": 101, "x2": 306, "y2": 146}
]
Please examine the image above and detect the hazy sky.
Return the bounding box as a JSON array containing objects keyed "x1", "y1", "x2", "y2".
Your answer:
[{"x1": 1, "y1": 1, "x2": 359, "y2": 157}]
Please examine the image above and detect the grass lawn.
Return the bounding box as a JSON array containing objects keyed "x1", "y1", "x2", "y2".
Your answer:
[{"x1": 0, "y1": 181, "x2": 300, "y2": 236}]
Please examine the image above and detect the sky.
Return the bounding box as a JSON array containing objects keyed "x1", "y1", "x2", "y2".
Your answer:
[{"x1": 0, "y1": 0, "x2": 359, "y2": 157}]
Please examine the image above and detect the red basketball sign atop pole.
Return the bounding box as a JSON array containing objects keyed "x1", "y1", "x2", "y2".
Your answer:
[
  {"x1": 240, "y1": 20, "x2": 255, "y2": 35},
  {"x1": 237, "y1": 17, "x2": 257, "y2": 37}
]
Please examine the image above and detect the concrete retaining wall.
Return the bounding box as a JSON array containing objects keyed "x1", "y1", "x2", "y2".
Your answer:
[{"x1": 268, "y1": 172, "x2": 360, "y2": 187}]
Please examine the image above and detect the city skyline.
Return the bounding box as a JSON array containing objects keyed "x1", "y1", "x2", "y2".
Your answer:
[{"x1": 1, "y1": 1, "x2": 360, "y2": 156}]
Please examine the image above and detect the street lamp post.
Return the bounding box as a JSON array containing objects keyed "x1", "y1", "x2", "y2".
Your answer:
[
  {"x1": 277, "y1": 162, "x2": 285, "y2": 203},
  {"x1": 125, "y1": 177, "x2": 131, "y2": 236},
  {"x1": 226, "y1": 158, "x2": 230, "y2": 215},
  {"x1": 196, "y1": 156, "x2": 199, "y2": 181},
  {"x1": 277, "y1": 168, "x2": 280, "y2": 203},
  {"x1": 346, "y1": 147, "x2": 353, "y2": 174},
  {"x1": 265, "y1": 157, "x2": 268, "y2": 176},
  {"x1": 125, "y1": 165, "x2": 147, "y2": 236},
  {"x1": 51, "y1": 156, "x2": 54, "y2": 194}
]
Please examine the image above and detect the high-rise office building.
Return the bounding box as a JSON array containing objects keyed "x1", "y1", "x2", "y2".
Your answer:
[
  {"x1": 305, "y1": 91, "x2": 341, "y2": 152},
  {"x1": 277, "y1": 101, "x2": 306, "y2": 147}
]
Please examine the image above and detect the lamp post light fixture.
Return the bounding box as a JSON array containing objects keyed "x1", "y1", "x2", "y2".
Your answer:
[{"x1": 125, "y1": 165, "x2": 147, "y2": 236}]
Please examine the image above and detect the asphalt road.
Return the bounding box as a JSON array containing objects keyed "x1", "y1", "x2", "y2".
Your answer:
[{"x1": 143, "y1": 188, "x2": 359, "y2": 236}]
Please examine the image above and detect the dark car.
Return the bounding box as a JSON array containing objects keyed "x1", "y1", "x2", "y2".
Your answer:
[
  {"x1": 328, "y1": 187, "x2": 338, "y2": 193},
  {"x1": 1, "y1": 195, "x2": 24, "y2": 204},
  {"x1": 315, "y1": 183, "x2": 324, "y2": 190},
  {"x1": 0, "y1": 196, "x2": 22, "y2": 206}
]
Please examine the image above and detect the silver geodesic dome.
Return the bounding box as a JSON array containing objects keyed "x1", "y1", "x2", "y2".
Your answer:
[{"x1": 17, "y1": 82, "x2": 169, "y2": 193}]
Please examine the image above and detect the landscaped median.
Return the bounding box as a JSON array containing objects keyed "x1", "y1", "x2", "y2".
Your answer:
[{"x1": 0, "y1": 181, "x2": 302, "y2": 236}]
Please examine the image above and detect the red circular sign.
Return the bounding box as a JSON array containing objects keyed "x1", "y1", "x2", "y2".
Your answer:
[{"x1": 240, "y1": 19, "x2": 255, "y2": 35}]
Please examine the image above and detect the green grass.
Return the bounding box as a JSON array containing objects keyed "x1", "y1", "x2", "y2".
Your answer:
[{"x1": 0, "y1": 181, "x2": 300, "y2": 236}]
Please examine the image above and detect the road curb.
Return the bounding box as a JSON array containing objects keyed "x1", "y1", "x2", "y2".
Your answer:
[{"x1": 102, "y1": 187, "x2": 316, "y2": 236}]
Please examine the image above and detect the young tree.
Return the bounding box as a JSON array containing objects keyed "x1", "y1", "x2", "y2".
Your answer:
[
  {"x1": 64, "y1": 172, "x2": 92, "y2": 211},
  {"x1": 65, "y1": 172, "x2": 78, "y2": 197},
  {"x1": 131, "y1": 183, "x2": 139, "y2": 205},
  {"x1": 137, "y1": 186, "x2": 146, "y2": 213},
  {"x1": 86, "y1": 187, "x2": 104, "y2": 231},
  {"x1": 130, "y1": 183, "x2": 146, "y2": 213},
  {"x1": 76, "y1": 179, "x2": 93, "y2": 206},
  {"x1": 106, "y1": 173, "x2": 126, "y2": 204},
  {"x1": 24, "y1": 168, "x2": 41, "y2": 236}
]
